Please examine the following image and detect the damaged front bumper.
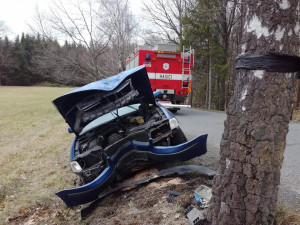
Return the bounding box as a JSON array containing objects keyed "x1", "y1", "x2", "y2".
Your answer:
[{"x1": 56, "y1": 134, "x2": 207, "y2": 207}]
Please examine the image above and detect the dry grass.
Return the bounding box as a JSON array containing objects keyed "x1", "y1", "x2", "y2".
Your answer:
[
  {"x1": 292, "y1": 109, "x2": 300, "y2": 122},
  {"x1": 0, "y1": 86, "x2": 81, "y2": 224},
  {"x1": 1, "y1": 86, "x2": 300, "y2": 224},
  {"x1": 275, "y1": 205, "x2": 300, "y2": 225}
]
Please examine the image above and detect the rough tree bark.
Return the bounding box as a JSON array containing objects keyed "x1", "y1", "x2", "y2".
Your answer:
[
  {"x1": 296, "y1": 79, "x2": 300, "y2": 108},
  {"x1": 208, "y1": 1, "x2": 300, "y2": 225}
]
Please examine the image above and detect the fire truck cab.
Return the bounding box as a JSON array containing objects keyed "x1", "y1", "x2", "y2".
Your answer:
[{"x1": 125, "y1": 44, "x2": 193, "y2": 112}]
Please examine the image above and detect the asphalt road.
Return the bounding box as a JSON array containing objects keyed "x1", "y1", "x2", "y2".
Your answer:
[{"x1": 176, "y1": 108, "x2": 300, "y2": 211}]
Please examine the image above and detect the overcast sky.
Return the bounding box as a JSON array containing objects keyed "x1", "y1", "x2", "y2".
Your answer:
[{"x1": 0, "y1": 0, "x2": 143, "y2": 39}]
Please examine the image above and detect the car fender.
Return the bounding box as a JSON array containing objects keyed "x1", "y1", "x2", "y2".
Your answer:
[{"x1": 57, "y1": 134, "x2": 207, "y2": 207}]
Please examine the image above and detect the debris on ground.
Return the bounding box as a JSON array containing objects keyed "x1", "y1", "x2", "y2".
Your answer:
[
  {"x1": 81, "y1": 165, "x2": 216, "y2": 219},
  {"x1": 185, "y1": 205, "x2": 206, "y2": 225},
  {"x1": 194, "y1": 185, "x2": 212, "y2": 209},
  {"x1": 81, "y1": 164, "x2": 217, "y2": 225},
  {"x1": 184, "y1": 185, "x2": 212, "y2": 224},
  {"x1": 166, "y1": 190, "x2": 182, "y2": 203}
]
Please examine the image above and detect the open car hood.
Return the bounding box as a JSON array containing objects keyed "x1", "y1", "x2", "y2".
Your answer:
[{"x1": 53, "y1": 66, "x2": 155, "y2": 135}]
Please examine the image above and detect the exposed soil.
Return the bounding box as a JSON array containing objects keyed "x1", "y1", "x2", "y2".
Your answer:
[{"x1": 84, "y1": 173, "x2": 209, "y2": 225}]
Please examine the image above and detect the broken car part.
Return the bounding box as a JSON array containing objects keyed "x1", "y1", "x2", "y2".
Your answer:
[
  {"x1": 53, "y1": 66, "x2": 208, "y2": 207},
  {"x1": 185, "y1": 205, "x2": 205, "y2": 225}
]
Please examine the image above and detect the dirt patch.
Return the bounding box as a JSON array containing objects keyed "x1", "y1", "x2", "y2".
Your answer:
[{"x1": 84, "y1": 174, "x2": 208, "y2": 225}]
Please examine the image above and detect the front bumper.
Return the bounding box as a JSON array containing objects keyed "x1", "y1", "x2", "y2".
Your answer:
[{"x1": 56, "y1": 134, "x2": 208, "y2": 207}]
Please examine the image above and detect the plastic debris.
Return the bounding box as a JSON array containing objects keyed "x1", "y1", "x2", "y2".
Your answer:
[
  {"x1": 166, "y1": 190, "x2": 182, "y2": 203},
  {"x1": 194, "y1": 185, "x2": 212, "y2": 208},
  {"x1": 166, "y1": 195, "x2": 174, "y2": 203},
  {"x1": 167, "y1": 190, "x2": 182, "y2": 196},
  {"x1": 185, "y1": 205, "x2": 205, "y2": 225}
]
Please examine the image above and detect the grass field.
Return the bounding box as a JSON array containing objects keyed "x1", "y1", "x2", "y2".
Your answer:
[
  {"x1": 1, "y1": 86, "x2": 300, "y2": 224},
  {"x1": 0, "y1": 86, "x2": 82, "y2": 224}
]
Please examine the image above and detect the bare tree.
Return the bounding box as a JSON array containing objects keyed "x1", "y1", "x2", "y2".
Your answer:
[
  {"x1": 30, "y1": 0, "x2": 139, "y2": 81},
  {"x1": 209, "y1": 1, "x2": 300, "y2": 224},
  {"x1": 31, "y1": 0, "x2": 114, "y2": 80},
  {"x1": 142, "y1": 0, "x2": 189, "y2": 46},
  {"x1": 31, "y1": 40, "x2": 93, "y2": 85},
  {"x1": 0, "y1": 21, "x2": 7, "y2": 38},
  {"x1": 216, "y1": 0, "x2": 240, "y2": 110},
  {"x1": 138, "y1": 31, "x2": 167, "y2": 48},
  {"x1": 100, "y1": 0, "x2": 138, "y2": 71}
]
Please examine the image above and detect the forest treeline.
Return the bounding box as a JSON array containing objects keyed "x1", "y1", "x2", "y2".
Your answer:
[
  {"x1": 0, "y1": 34, "x2": 121, "y2": 87},
  {"x1": 0, "y1": 0, "x2": 299, "y2": 110},
  {"x1": 0, "y1": 34, "x2": 90, "y2": 86}
]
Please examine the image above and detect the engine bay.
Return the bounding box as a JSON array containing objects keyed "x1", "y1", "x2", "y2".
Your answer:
[{"x1": 72, "y1": 103, "x2": 173, "y2": 184}]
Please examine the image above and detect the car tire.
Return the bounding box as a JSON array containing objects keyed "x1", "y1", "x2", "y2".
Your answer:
[{"x1": 170, "y1": 127, "x2": 187, "y2": 146}]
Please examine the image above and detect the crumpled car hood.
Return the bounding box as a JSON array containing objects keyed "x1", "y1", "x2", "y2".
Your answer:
[{"x1": 53, "y1": 66, "x2": 155, "y2": 135}]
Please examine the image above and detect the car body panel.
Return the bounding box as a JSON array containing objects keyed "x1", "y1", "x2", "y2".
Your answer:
[
  {"x1": 156, "y1": 102, "x2": 175, "y2": 119},
  {"x1": 56, "y1": 134, "x2": 207, "y2": 207},
  {"x1": 53, "y1": 66, "x2": 155, "y2": 135}
]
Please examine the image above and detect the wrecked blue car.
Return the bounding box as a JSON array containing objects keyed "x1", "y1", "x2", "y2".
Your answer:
[{"x1": 53, "y1": 66, "x2": 207, "y2": 207}]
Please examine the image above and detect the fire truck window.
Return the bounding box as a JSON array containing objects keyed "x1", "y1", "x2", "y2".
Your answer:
[{"x1": 157, "y1": 53, "x2": 176, "y2": 58}]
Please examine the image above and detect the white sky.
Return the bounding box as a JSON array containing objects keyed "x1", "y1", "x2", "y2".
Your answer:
[
  {"x1": 0, "y1": 0, "x2": 48, "y2": 37},
  {"x1": 0, "y1": 0, "x2": 143, "y2": 39}
]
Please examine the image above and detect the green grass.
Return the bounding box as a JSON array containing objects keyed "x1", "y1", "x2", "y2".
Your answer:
[{"x1": 0, "y1": 86, "x2": 81, "y2": 224}]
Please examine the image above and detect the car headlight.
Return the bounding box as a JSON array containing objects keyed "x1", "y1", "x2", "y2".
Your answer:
[
  {"x1": 169, "y1": 118, "x2": 179, "y2": 130},
  {"x1": 70, "y1": 161, "x2": 82, "y2": 173}
]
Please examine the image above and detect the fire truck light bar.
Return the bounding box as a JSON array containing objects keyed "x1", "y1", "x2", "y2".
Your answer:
[{"x1": 154, "y1": 51, "x2": 180, "y2": 55}]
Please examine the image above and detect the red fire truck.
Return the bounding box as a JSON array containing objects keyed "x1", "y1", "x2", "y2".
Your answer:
[{"x1": 125, "y1": 44, "x2": 193, "y2": 112}]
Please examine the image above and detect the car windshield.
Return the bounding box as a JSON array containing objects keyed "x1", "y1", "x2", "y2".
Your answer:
[{"x1": 79, "y1": 103, "x2": 141, "y2": 135}]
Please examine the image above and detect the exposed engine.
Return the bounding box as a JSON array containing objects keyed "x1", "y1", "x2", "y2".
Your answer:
[{"x1": 72, "y1": 103, "x2": 173, "y2": 184}]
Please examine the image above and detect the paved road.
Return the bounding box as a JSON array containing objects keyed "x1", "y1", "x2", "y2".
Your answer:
[{"x1": 176, "y1": 108, "x2": 300, "y2": 211}]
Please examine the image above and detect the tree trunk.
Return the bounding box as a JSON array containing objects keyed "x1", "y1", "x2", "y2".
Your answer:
[
  {"x1": 296, "y1": 79, "x2": 300, "y2": 108},
  {"x1": 209, "y1": 1, "x2": 300, "y2": 225},
  {"x1": 206, "y1": 70, "x2": 209, "y2": 109},
  {"x1": 208, "y1": 55, "x2": 212, "y2": 110}
]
